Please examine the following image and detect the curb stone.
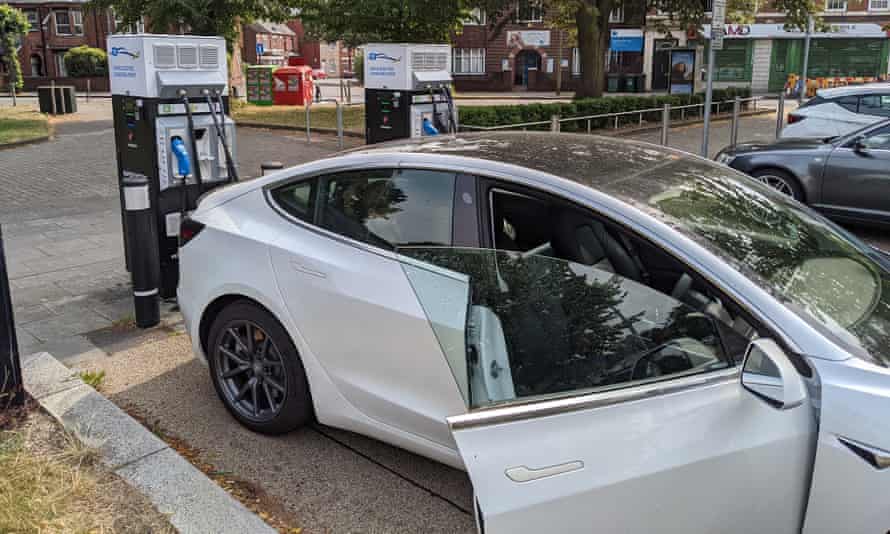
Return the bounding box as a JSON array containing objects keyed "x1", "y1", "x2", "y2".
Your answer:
[{"x1": 21, "y1": 351, "x2": 277, "y2": 534}]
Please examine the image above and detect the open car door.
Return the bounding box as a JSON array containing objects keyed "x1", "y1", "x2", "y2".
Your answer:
[
  {"x1": 399, "y1": 248, "x2": 817, "y2": 533},
  {"x1": 802, "y1": 357, "x2": 890, "y2": 533}
]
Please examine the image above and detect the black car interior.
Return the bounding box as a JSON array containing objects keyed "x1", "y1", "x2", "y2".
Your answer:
[{"x1": 486, "y1": 187, "x2": 758, "y2": 358}]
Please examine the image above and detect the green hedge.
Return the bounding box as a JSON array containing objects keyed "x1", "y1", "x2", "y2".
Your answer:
[
  {"x1": 63, "y1": 46, "x2": 108, "y2": 78},
  {"x1": 459, "y1": 87, "x2": 752, "y2": 131}
]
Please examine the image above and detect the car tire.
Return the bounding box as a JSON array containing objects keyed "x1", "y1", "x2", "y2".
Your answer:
[
  {"x1": 207, "y1": 300, "x2": 312, "y2": 434},
  {"x1": 751, "y1": 168, "x2": 804, "y2": 201}
]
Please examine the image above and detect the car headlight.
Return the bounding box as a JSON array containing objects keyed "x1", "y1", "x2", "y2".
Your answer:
[{"x1": 715, "y1": 152, "x2": 736, "y2": 166}]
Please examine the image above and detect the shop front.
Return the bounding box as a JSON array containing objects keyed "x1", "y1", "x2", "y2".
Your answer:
[{"x1": 701, "y1": 23, "x2": 890, "y2": 94}]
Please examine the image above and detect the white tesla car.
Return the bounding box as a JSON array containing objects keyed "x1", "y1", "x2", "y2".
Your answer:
[
  {"x1": 783, "y1": 83, "x2": 890, "y2": 138},
  {"x1": 179, "y1": 132, "x2": 890, "y2": 533}
]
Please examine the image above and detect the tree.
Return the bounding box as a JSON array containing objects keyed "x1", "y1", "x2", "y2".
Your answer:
[
  {"x1": 299, "y1": 0, "x2": 473, "y2": 47},
  {"x1": 0, "y1": 5, "x2": 29, "y2": 92},
  {"x1": 64, "y1": 46, "x2": 108, "y2": 78},
  {"x1": 86, "y1": 0, "x2": 300, "y2": 49}
]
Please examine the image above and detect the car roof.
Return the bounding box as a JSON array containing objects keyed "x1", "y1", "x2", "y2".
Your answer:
[
  {"x1": 345, "y1": 131, "x2": 740, "y2": 208},
  {"x1": 816, "y1": 82, "x2": 890, "y2": 99}
]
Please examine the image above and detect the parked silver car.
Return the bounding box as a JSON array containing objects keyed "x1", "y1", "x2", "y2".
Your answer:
[{"x1": 716, "y1": 118, "x2": 890, "y2": 227}]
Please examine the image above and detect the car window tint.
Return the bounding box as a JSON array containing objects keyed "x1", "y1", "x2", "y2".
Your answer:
[
  {"x1": 271, "y1": 178, "x2": 317, "y2": 222},
  {"x1": 835, "y1": 95, "x2": 859, "y2": 113},
  {"x1": 400, "y1": 248, "x2": 744, "y2": 408},
  {"x1": 859, "y1": 95, "x2": 890, "y2": 117},
  {"x1": 320, "y1": 169, "x2": 456, "y2": 249}
]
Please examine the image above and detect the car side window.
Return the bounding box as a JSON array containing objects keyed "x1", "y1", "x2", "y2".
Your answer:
[
  {"x1": 319, "y1": 168, "x2": 457, "y2": 250},
  {"x1": 270, "y1": 178, "x2": 318, "y2": 223},
  {"x1": 398, "y1": 186, "x2": 760, "y2": 409},
  {"x1": 836, "y1": 95, "x2": 859, "y2": 113},
  {"x1": 858, "y1": 95, "x2": 890, "y2": 117},
  {"x1": 860, "y1": 125, "x2": 890, "y2": 150}
]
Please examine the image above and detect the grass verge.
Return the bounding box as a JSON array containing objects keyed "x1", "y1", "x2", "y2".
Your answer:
[
  {"x1": 0, "y1": 403, "x2": 175, "y2": 533},
  {"x1": 232, "y1": 101, "x2": 365, "y2": 133},
  {"x1": 0, "y1": 106, "x2": 50, "y2": 146}
]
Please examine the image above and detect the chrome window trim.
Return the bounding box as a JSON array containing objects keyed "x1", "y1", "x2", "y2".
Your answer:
[{"x1": 448, "y1": 367, "x2": 740, "y2": 431}]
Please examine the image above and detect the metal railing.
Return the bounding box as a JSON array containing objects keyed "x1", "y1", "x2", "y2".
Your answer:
[
  {"x1": 461, "y1": 95, "x2": 766, "y2": 148},
  {"x1": 304, "y1": 97, "x2": 347, "y2": 149}
]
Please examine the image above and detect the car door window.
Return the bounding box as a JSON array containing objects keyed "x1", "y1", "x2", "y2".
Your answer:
[
  {"x1": 398, "y1": 184, "x2": 759, "y2": 408},
  {"x1": 858, "y1": 95, "x2": 890, "y2": 117},
  {"x1": 859, "y1": 125, "x2": 890, "y2": 150},
  {"x1": 318, "y1": 168, "x2": 457, "y2": 249},
  {"x1": 400, "y1": 247, "x2": 750, "y2": 408}
]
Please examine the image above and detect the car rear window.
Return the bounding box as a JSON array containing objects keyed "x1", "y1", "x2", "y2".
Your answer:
[{"x1": 835, "y1": 95, "x2": 859, "y2": 113}]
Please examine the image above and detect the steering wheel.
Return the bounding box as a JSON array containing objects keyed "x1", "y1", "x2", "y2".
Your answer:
[{"x1": 631, "y1": 342, "x2": 696, "y2": 381}]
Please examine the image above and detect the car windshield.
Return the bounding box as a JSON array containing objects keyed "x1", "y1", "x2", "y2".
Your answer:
[{"x1": 633, "y1": 159, "x2": 890, "y2": 366}]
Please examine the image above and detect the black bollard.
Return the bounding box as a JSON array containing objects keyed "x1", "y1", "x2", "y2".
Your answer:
[
  {"x1": 122, "y1": 174, "x2": 161, "y2": 328},
  {"x1": 0, "y1": 225, "x2": 24, "y2": 406}
]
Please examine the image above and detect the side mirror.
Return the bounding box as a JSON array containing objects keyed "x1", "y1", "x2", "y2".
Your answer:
[
  {"x1": 853, "y1": 138, "x2": 869, "y2": 153},
  {"x1": 741, "y1": 338, "x2": 807, "y2": 410}
]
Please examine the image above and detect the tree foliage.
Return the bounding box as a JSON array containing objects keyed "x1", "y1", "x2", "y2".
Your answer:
[
  {"x1": 0, "y1": 5, "x2": 29, "y2": 90},
  {"x1": 299, "y1": 0, "x2": 474, "y2": 48},
  {"x1": 64, "y1": 46, "x2": 108, "y2": 78},
  {"x1": 86, "y1": 0, "x2": 300, "y2": 48}
]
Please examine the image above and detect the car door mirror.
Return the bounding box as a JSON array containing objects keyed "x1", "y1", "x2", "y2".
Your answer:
[
  {"x1": 741, "y1": 338, "x2": 806, "y2": 410},
  {"x1": 853, "y1": 138, "x2": 869, "y2": 153}
]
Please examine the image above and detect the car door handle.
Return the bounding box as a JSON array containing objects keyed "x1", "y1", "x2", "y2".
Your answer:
[
  {"x1": 505, "y1": 461, "x2": 584, "y2": 483},
  {"x1": 838, "y1": 436, "x2": 890, "y2": 470},
  {"x1": 290, "y1": 260, "x2": 326, "y2": 279}
]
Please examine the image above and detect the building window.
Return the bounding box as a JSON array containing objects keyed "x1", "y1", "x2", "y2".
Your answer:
[
  {"x1": 55, "y1": 51, "x2": 68, "y2": 77},
  {"x1": 72, "y1": 10, "x2": 84, "y2": 35},
  {"x1": 54, "y1": 11, "x2": 71, "y2": 35},
  {"x1": 463, "y1": 8, "x2": 486, "y2": 25},
  {"x1": 702, "y1": 0, "x2": 713, "y2": 11},
  {"x1": 825, "y1": 0, "x2": 847, "y2": 11},
  {"x1": 30, "y1": 54, "x2": 43, "y2": 77},
  {"x1": 113, "y1": 11, "x2": 145, "y2": 33},
  {"x1": 453, "y1": 48, "x2": 486, "y2": 74},
  {"x1": 870, "y1": 0, "x2": 889, "y2": 9},
  {"x1": 24, "y1": 9, "x2": 38, "y2": 30},
  {"x1": 712, "y1": 40, "x2": 752, "y2": 81},
  {"x1": 516, "y1": 0, "x2": 543, "y2": 23},
  {"x1": 609, "y1": 3, "x2": 625, "y2": 22}
]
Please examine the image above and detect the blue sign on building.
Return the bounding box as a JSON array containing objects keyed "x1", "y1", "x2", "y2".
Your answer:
[
  {"x1": 609, "y1": 30, "x2": 644, "y2": 52},
  {"x1": 256, "y1": 43, "x2": 265, "y2": 56}
]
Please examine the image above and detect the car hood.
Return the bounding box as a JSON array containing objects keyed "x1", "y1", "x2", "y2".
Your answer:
[{"x1": 729, "y1": 137, "x2": 830, "y2": 154}]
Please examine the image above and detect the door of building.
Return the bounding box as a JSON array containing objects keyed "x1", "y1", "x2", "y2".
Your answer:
[
  {"x1": 514, "y1": 50, "x2": 541, "y2": 88},
  {"x1": 652, "y1": 39, "x2": 677, "y2": 91}
]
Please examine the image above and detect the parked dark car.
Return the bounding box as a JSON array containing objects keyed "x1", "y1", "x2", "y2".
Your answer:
[{"x1": 715, "y1": 119, "x2": 890, "y2": 227}]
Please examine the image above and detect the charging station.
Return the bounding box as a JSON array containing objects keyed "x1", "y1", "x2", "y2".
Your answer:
[
  {"x1": 364, "y1": 43, "x2": 457, "y2": 144},
  {"x1": 109, "y1": 34, "x2": 238, "y2": 327}
]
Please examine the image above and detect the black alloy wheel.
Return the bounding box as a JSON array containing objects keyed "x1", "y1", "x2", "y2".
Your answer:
[{"x1": 208, "y1": 300, "x2": 312, "y2": 434}]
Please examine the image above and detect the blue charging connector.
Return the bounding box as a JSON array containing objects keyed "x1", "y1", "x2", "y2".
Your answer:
[
  {"x1": 170, "y1": 137, "x2": 191, "y2": 178},
  {"x1": 422, "y1": 117, "x2": 439, "y2": 136}
]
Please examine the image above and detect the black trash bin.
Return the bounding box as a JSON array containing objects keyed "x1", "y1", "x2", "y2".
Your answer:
[
  {"x1": 37, "y1": 85, "x2": 77, "y2": 114},
  {"x1": 607, "y1": 74, "x2": 623, "y2": 93}
]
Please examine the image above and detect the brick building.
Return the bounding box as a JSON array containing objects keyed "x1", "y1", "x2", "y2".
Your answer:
[
  {"x1": 450, "y1": 2, "x2": 645, "y2": 92},
  {"x1": 283, "y1": 19, "x2": 355, "y2": 76},
  {"x1": 242, "y1": 21, "x2": 298, "y2": 65},
  {"x1": 4, "y1": 0, "x2": 117, "y2": 91}
]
